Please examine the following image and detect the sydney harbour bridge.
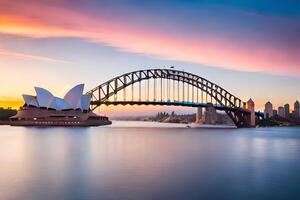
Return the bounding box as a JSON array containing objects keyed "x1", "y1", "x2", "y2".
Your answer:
[{"x1": 87, "y1": 68, "x2": 263, "y2": 128}]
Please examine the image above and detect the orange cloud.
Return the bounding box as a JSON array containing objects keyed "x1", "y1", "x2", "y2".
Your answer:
[{"x1": 0, "y1": 1, "x2": 299, "y2": 76}]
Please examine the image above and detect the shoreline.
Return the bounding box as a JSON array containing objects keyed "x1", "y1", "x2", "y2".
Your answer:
[
  {"x1": 0, "y1": 121, "x2": 10, "y2": 125},
  {"x1": 112, "y1": 120, "x2": 300, "y2": 128},
  {"x1": 2, "y1": 119, "x2": 300, "y2": 128}
]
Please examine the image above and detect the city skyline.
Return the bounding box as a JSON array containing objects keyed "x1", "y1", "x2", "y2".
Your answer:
[
  {"x1": 264, "y1": 100, "x2": 300, "y2": 119},
  {"x1": 0, "y1": 0, "x2": 299, "y2": 114}
]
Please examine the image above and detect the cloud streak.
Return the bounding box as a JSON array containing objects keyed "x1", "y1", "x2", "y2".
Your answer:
[
  {"x1": 0, "y1": 1, "x2": 299, "y2": 76},
  {"x1": 0, "y1": 48, "x2": 72, "y2": 63}
]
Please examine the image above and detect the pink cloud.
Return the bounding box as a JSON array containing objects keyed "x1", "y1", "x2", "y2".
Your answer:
[{"x1": 0, "y1": 1, "x2": 299, "y2": 76}]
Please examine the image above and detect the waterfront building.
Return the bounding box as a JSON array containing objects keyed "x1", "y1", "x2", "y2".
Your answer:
[
  {"x1": 278, "y1": 106, "x2": 285, "y2": 118},
  {"x1": 273, "y1": 110, "x2": 278, "y2": 116},
  {"x1": 10, "y1": 84, "x2": 111, "y2": 126},
  {"x1": 294, "y1": 100, "x2": 300, "y2": 118},
  {"x1": 284, "y1": 104, "x2": 290, "y2": 118},
  {"x1": 264, "y1": 101, "x2": 273, "y2": 118}
]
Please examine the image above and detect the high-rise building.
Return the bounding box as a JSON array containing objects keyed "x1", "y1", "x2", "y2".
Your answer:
[
  {"x1": 247, "y1": 98, "x2": 255, "y2": 127},
  {"x1": 284, "y1": 104, "x2": 290, "y2": 118},
  {"x1": 264, "y1": 101, "x2": 273, "y2": 118},
  {"x1": 278, "y1": 106, "x2": 285, "y2": 118},
  {"x1": 294, "y1": 100, "x2": 300, "y2": 118},
  {"x1": 273, "y1": 109, "x2": 277, "y2": 116}
]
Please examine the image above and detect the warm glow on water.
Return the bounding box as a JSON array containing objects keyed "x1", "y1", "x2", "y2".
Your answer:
[{"x1": 0, "y1": 122, "x2": 300, "y2": 200}]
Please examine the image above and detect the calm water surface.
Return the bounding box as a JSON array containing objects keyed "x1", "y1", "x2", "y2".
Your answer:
[{"x1": 0, "y1": 121, "x2": 300, "y2": 200}]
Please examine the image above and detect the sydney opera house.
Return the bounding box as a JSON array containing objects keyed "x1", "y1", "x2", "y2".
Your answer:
[{"x1": 10, "y1": 84, "x2": 111, "y2": 126}]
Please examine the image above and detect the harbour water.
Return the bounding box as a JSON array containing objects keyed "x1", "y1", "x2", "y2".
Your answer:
[{"x1": 0, "y1": 121, "x2": 300, "y2": 200}]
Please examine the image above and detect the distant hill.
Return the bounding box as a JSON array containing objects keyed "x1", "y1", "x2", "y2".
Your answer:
[{"x1": 112, "y1": 111, "x2": 233, "y2": 125}]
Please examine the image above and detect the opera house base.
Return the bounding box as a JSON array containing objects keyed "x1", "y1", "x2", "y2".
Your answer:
[{"x1": 10, "y1": 107, "x2": 111, "y2": 127}]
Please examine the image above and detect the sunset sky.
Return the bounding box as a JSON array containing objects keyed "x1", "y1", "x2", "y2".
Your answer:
[{"x1": 0, "y1": 0, "x2": 299, "y2": 115}]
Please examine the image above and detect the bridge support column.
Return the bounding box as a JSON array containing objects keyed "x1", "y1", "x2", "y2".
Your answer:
[
  {"x1": 204, "y1": 103, "x2": 217, "y2": 125},
  {"x1": 195, "y1": 107, "x2": 203, "y2": 124},
  {"x1": 247, "y1": 98, "x2": 256, "y2": 127}
]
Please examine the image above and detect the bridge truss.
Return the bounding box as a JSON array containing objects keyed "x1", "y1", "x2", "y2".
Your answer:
[{"x1": 87, "y1": 69, "x2": 253, "y2": 127}]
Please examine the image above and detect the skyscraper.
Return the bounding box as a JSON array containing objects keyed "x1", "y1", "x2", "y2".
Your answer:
[
  {"x1": 294, "y1": 100, "x2": 300, "y2": 118},
  {"x1": 284, "y1": 104, "x2": 290, "y2": 118},
  {"x1": 278, "y1": 106, "x2": 285, "y2": 118},
  {"x1": 264, "y1": 101, "x2": 273, "y2": 118},
  {"x1": 247, "y1": 98, "x2": 255, "y2": 127}
]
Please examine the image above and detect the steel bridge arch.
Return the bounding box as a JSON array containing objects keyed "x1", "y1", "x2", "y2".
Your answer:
[{"x1": 87, "y1": 69, "x2": 251, "y2": 127}]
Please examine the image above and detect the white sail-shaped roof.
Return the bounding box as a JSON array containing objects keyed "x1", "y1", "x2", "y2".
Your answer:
[
  {"x1": 23, "y1": 94, "x2": 39, "y2": 107},
  {"x1": 81, "y1": 94, "x2": 91, "y2": 111},
  {"x1": 64, "y1": 84, "x2": 84, "y2": 109},
  {"x1": 35, "y1": 87, "x2": 54, "y2": 108},
  {"x1": 49, "y1": 97, "x2": 72, "y2": 111},
  {"x1": 22, "y1": 84, "x2": 90, "y2": 111}
]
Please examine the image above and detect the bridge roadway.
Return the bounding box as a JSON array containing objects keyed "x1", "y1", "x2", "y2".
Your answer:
[
  {"x1": 91, "y1": 100, "x2": 264, "y2": 118},
  {"x1": 92, "y1": 100, "x2": 244, "y2": 111}
]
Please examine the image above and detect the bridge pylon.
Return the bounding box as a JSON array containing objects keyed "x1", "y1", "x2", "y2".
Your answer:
[
  {"x1": 195, "y1": 107, "x2": 203, "y2": 124},
  {"x1": 204, "y1": 103, "x2": 217, "y2": 125}
]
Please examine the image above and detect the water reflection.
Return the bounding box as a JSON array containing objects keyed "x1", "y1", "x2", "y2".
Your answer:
[{"x1": 0, "y1": 123, "x2": 300, "y2": 200}]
